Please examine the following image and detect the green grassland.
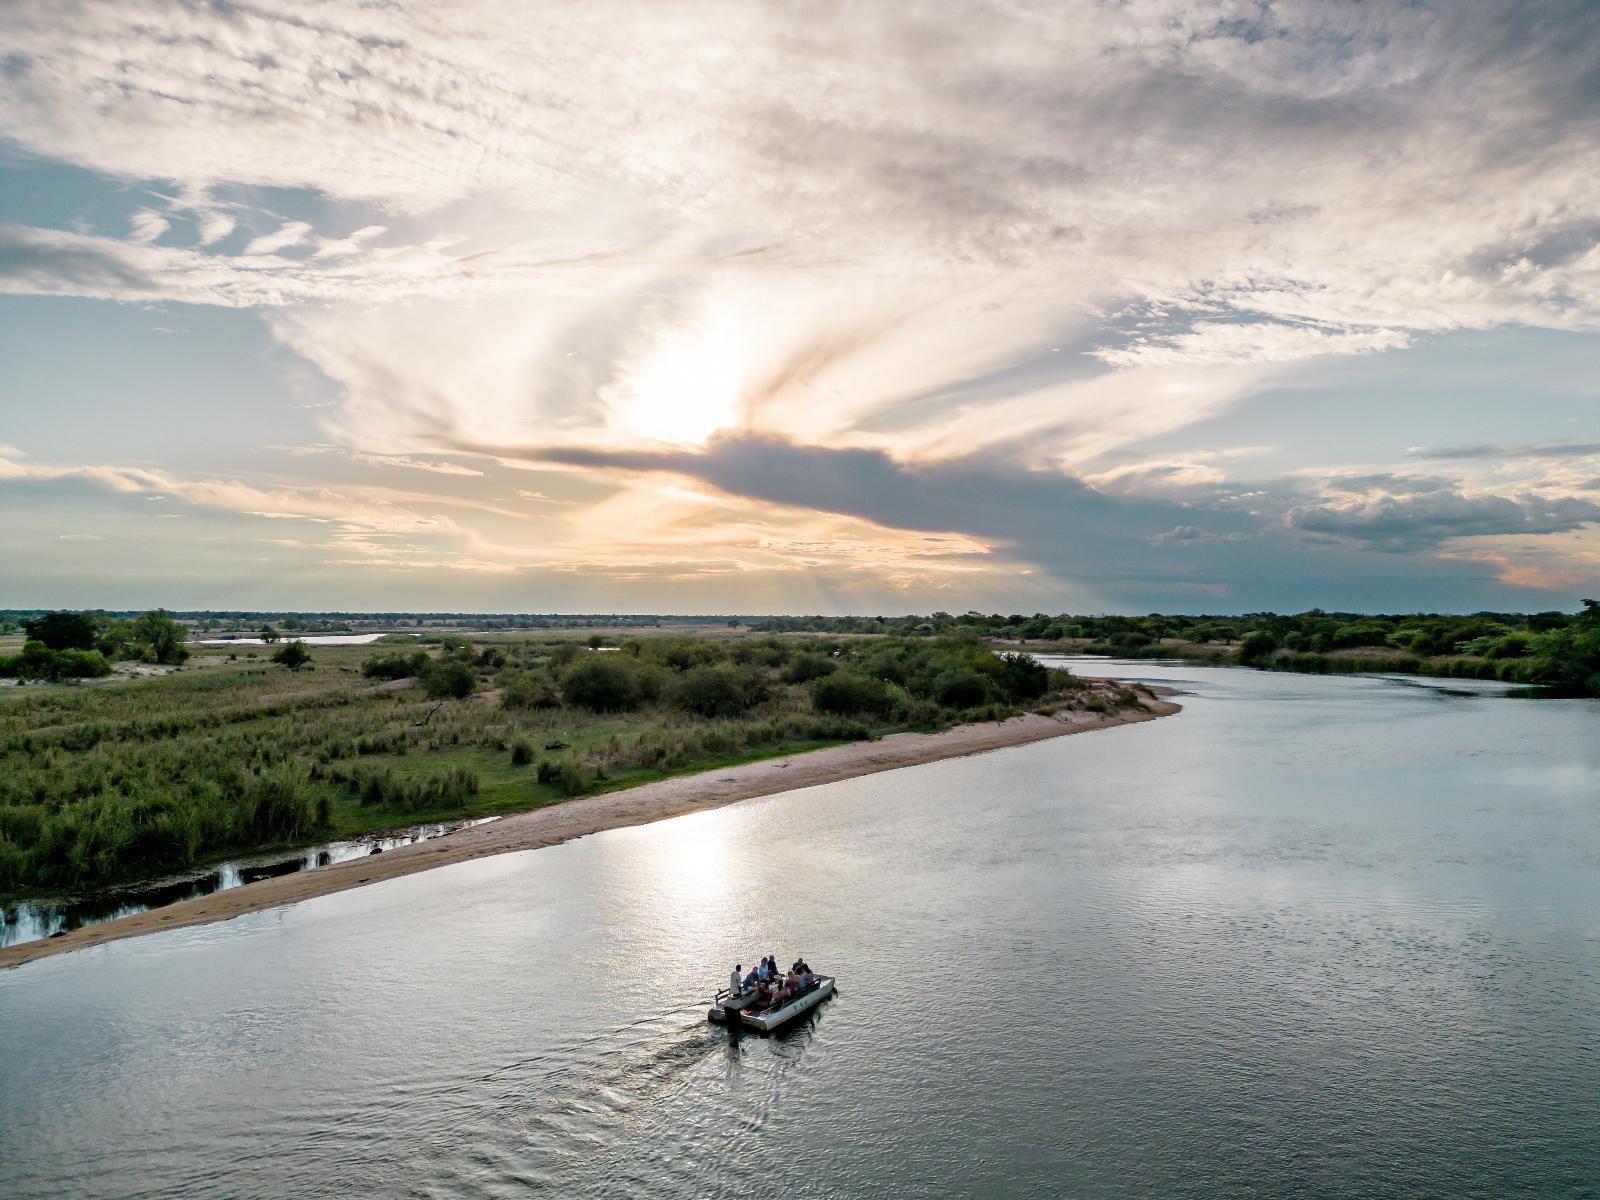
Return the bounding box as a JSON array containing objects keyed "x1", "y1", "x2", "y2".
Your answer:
[{"x1": 0, "y1": 631, "x2": 1100, "y2": 897}]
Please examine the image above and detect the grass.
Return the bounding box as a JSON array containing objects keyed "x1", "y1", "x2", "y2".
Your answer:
[{"x1": 0, "y1": 632, "x2": 1107, "y2": 897}]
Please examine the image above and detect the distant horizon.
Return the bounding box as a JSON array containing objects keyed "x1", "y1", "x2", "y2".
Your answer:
[{"x1": 4, "y1": 601, "x2": 1593, "y2": 621}]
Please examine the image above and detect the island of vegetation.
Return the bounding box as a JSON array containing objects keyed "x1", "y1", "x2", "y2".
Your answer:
[
  {"x1": 753, "y1": 602, "x2": 1600, "y2": 696},
  {"x1": 0, "y1": 616, "x2": 1167, "y2": 926}
]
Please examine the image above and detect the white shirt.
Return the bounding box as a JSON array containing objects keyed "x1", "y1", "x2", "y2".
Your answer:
[{"x1": 730, "y1": 970, "x2": 741, "y2": 993}]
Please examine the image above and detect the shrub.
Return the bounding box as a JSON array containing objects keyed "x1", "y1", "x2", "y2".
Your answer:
[
  {"x1": 671, "y1": 664, "x2": 753, "y2": 717},
  {"x1": 810, "y1": 670, "x2": 889, "y2": 716},
  {"x1": 272, "y1": 640, "x2": 313, "y2": 671},
  {"x1": 502, "y1": 671, "x2": 561, "y2": 709},
  {"x1": 425, "y1": 659, "x2": 477, "y2": 700},
  {"x1": 510, "y1": 737, "x2": 535, "y2": 765},
  {"x1": 994, "y1": 652, "x2": 1050, "y2": 701},
  {"x1": 536, "y1": 756, "x2": 591, "y2": 795},
  {"x1": 933, "y1": 668, "x2": 995, "y2": 710},
  {"x1": 562, "y1": 656, "x2": 641, "y2": 711},
  {"x1": 362, "y1": 650, "x2": 428, "y2": 680},
  {"x1": 782, "y1": 653, "x2": 838, "y2": 684},
  {"x1": 1238, "y1": 631, "x2": 1280, "y2": 664}
]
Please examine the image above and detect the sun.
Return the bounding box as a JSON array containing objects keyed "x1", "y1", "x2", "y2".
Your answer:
[{"x1": 609, "y1": 307, "x2": 745, "y2": 446}]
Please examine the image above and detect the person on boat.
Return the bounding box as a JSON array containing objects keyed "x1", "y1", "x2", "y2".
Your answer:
[
  {"x1": 730, "y1": 964, "x2": 742, "y2": 995},
  {"x1": 743, "y1": 965, "x2": 761, "y2": 991},
  {"x1": 792, "y1": 956, "x2": 811, "y2": 975},
  {"x1": 755, "y1": 959, "x2": 770, "y2": 983}
]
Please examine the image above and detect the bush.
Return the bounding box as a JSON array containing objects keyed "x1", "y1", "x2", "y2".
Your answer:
[
  {"x1": 810, "y1": 670, "x2": 889, "y2": 716},
  {"x1": 502, "y1": 671, "x2": 561, "y2": 709},
  {"x1": 1238, "y1": 631, "x2": 1280, "y2": 664},
  {"x1": 562, "y1": 656, "x2": 641, "y2": 711},
  {"x1": 933, "y1": 668, "x2": 995, "y2": 710},
  {"x1": 782, "y1": 653, "x2": 838, "y2": 684},
  {"x1": 510, "y1": 737, "x2": 535, "y2": 765},
  {"x1": 362, "y1": 650, "x2": 428, "y2": 680},
  {"x1": 994, "y1": 652, "x2": 1050, "y2": 701},
  {"x1": 0, "y1": 643, "x2": 113, "y2": 681},
  {"x1": 671, "y1": 664, "x2": 754, "y2": 718},
  {"x1": 272, "y1": 640, "x2": 313, "y2": 671},
  {"x1": 536, "y1": 756, "x2": 591, "y2": 795},
  {"x1": 425, "y1": 659, "x2": 477, "y2": 700}
]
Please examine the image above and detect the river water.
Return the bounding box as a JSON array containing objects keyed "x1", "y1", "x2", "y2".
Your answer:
[{"x1": 1, "y1": 660, "x2": 1596, "y2": 1198}]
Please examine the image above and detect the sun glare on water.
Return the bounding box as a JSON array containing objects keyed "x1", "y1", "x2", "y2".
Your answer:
[{"x1": 610, "y1": 310, "x2": 745, "y2": 446}]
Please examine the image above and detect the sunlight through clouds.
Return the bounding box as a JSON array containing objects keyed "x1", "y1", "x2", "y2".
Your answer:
[{"x1": 2, "y1": 0, "x2": 1598, "y2": 608}]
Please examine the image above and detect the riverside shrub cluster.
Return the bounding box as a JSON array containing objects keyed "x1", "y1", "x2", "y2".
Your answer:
[
  {"x1": 757, "y1": 603, "x2": 1600, "y2": 696},
  {"x1": 0, "y1": 630, "x2": 1088, "y2": 896}
]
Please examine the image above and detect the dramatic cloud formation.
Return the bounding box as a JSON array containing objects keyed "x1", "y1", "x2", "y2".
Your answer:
[{"x1": 1, "y1": 1, "x2": 1597, "y2": 610}]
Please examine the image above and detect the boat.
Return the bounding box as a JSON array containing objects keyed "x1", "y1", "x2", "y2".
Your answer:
[{"x1": 708, "y1": 975, "x2": 836, "y2": 1032}]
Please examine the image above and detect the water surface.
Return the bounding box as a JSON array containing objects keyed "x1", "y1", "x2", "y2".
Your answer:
[{"x1": 1, "y1": 661, "x2": 1596, "y2": 1198}]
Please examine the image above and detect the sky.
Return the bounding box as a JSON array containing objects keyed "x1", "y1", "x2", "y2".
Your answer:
[{"x1": 1, "y1": 0, "x2": 1597, "y2": 615}]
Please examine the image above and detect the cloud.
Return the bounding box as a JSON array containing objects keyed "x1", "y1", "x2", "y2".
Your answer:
[
  {"x1": 127, "y1": 208, "x2": 169, "y2": 243},
  {"x1": 195, "y1": 210, "x2": 236, "y2": 246},
  {"x1": 243, "y1": 221, "x2": 312, "y2": 256},
  {"x1": 5, "y1": 1, "x2": 1600, "y2": 610},
  {"x1": 1406, "y1": 440, "x2": 1600, "y2": 461},
  {"x1": 1093, "y1": 322, "x2": 1410, "y2": 368},
  {"x1": 1287, "y1": 486, "x2": 1600, "y2": 551}
]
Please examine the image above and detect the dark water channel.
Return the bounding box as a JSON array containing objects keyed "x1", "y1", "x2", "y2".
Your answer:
[
  {"x1": 1, "y1": 660, "x2": 1596, "y2": 1198},
  {"x1": 0, "y1": 818, "x2": 499, "y2": 948}
]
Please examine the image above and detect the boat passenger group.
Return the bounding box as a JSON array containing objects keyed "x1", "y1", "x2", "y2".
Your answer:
[{"x1": 731, "y1": 955, "x2": 816, "y2": 1012}]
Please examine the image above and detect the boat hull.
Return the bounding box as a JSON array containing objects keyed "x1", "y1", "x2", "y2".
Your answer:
[{"x1": 708, "y1": 977, "x2": 835, "y2": 1032}]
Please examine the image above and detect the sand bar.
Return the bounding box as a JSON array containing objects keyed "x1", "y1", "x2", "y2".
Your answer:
[{"x1": 1, "y1": 689, "x2": 1179, "y2": 970}]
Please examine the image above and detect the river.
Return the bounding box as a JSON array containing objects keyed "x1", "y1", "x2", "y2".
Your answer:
[{"x1": 1, "y1": 660, "x2": 1595, "y2": 1198}]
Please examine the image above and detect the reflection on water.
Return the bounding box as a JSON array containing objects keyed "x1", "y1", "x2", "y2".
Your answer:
[
  {"x1": 1, "y1": 662, "x2": 1596, "y2": 1199},
  {"x1": 0, "y1": 818, "x2": 499, "y2": 948}
]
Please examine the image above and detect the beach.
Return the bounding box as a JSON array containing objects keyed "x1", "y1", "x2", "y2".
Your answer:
[{"x1": 0, "y1": 689, "x2": 1179, "y2": 969}]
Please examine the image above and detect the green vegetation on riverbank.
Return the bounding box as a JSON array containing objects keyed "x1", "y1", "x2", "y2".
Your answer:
[
  {"x1": 0, "y1": 629, "x2": 1110, "y2": 896},
  {"x1": 756, "y1": 604, "x2": 1600, "y2": 695}
]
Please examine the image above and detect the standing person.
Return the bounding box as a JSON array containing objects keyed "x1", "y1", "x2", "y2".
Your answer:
[{"x1": 730, "y1": 964, "x2": 742, "y2": 995}]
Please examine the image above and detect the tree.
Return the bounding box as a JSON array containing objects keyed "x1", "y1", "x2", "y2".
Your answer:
[
  {"x1": 810, "y1": 671, "x2": 889, "y2": 716},
  {"x1": 271, "y1": 640, "x2": 312, "y2": 670},
  {"x1": 562, "y1": 656, "x2": 641, "y2": 711},
  {"x1": 425, "y1": 659, "x2": 477, "y2": 700},
  {"x1": 22, "y1": 612, "x2": 96, "y2": 651},
  {"x1": 994, "y1": 652, "x2": 1050, "y2": 701},
  {"x1": 362, "y1": 650, "x2": 428, "y2": 680},
  {"x1": 259, "y1": 624, "x2": 279, "y2": 644},
  {"x1": 502, "y1": 671, "x2": 561, "y2": 709},
  {"x1": 129, "y1": 610, "x2": 190, "y2": 664},
  {"x1": 1238, "y1": 631, "x2": 1279, "y2": 664},
  {"x1": 671, "y1": 664, "x2": 754, "y2": 717},
  {"x1": 933, "y1": 668, "x2": 994, "y2": 709}
]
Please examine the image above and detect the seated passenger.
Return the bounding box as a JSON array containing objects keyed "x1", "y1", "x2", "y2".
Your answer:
[{"x1": 743, "y1": 968, "x2": 760, "y2": 991}]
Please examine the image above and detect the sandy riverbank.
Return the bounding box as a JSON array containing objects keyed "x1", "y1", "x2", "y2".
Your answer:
[{"x1": 1, "y1": 689, "x2": 1179, "y2": 969}]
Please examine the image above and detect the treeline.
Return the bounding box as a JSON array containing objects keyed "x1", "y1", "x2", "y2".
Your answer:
[
  {"x1": 752, "y1": 605, "x2": 1600, "y2": 696},
  {"x1": 0, "y1": 610, "x2": 189, "y2": 681},
  {"x1": 0, "y1": 609, "x2": 758, "y2": 634},
  {"x1": 410, "y1": 632, "x2": 1075, "y2": 726}
]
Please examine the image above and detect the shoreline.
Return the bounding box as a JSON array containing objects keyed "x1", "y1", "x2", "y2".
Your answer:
[{"x1": 0, "y1": 690, "x2": 1180, "y2": 970}]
